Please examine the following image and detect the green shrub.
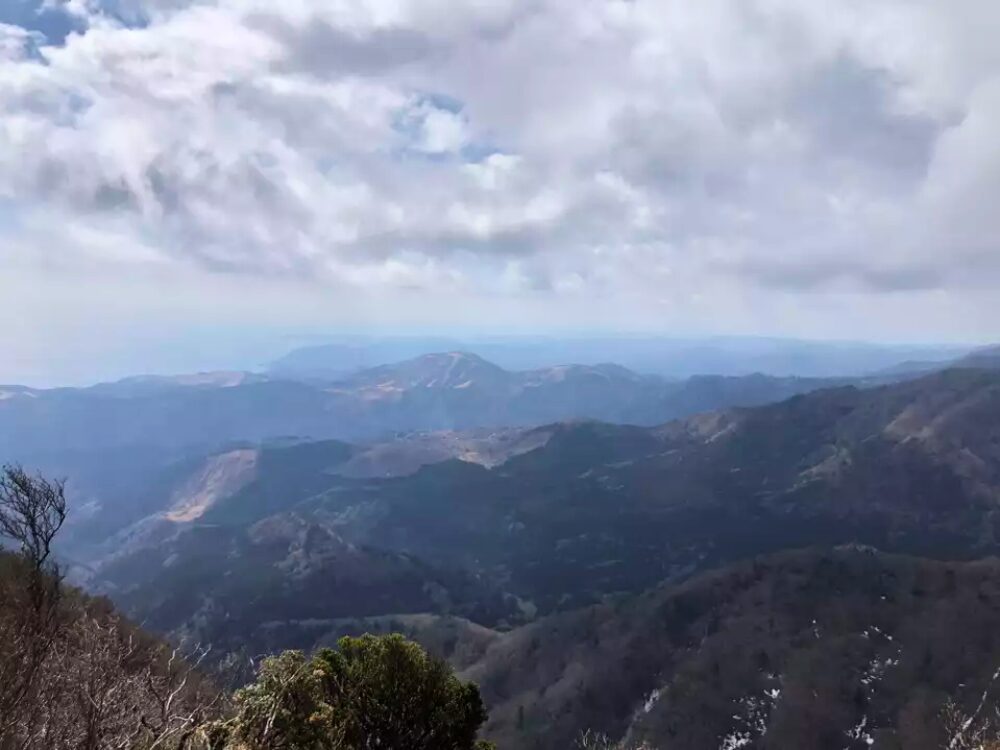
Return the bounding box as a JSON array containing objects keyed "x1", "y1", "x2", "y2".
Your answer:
[{"x1": 223, "y1": 633, "x2": 489, "y2": 750}]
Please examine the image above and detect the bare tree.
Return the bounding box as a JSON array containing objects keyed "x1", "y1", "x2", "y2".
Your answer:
[
  {"x1": 0, "y1": 465, "x2": 69, "y2": 741},
  {"x1": 0, "y1": 466, "x2": 228, "y2": 750},
  {"x1": 941, "y1": 667, "x2": 1000, "y2": 750},
  {"x1": 576, "y1": 730, "x2": 656, "y2": 750},
  {"x1": 18, "y1": 610, "x2": 224, "y2": 750},
  {"x1": 0, "y1": 464, "x2": 67, "y2": 575}
]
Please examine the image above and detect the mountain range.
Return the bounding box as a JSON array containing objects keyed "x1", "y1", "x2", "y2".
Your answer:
[
  {"x1": 1, "y1": 352, "x2": 862, "y2": 459},
  {"x1": 81, "y1": 365, "x2": 1000, "y2": 600},
  {"x1": 268, "y1": 336, "x2": 971, "y2": 380},
  {"x1": 3, "y1": 351, "x2": 869, "y2": 560},
  {"x1": 7, "y1": 346, "x2": 1000, "y2": 748},
  {"x1": 35, "y1": 362, "x2": 995, "y2": 746}
]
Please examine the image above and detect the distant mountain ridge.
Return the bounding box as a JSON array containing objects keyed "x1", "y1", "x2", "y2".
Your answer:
[
  {"x1": 269, "y1": 336, "x2": 970, "y2": 380},
  {"x1": 955, "y1": 343, "x2": 1000, "y2": 369},
  {"x1": 0, "y1": 352, "x2": 856, "y2": 458},
  {"x1": 874, "y1": 343, "x2": 1000, "y2": 378}
]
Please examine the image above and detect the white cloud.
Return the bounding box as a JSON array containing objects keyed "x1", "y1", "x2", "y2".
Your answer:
[{"x1": 2, "y1": 0, "x2": 1000, "y2": 382}]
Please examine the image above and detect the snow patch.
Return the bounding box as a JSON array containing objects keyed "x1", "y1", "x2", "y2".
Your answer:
[
  {"x1": 845, "y1": 715, "x2": 874, "y2": 747},
  {"x1": 845, "y1": 626, "x2": 903, "y2": 747},
  {"x1": 719, "y1": 675, "x2": 782, "y2": 750}
]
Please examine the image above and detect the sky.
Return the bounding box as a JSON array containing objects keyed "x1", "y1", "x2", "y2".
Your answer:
[{"x1": 2, "y1": 0, "x2": 1000, "y2": 384}]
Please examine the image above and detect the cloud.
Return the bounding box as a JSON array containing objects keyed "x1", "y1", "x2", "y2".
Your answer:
[{"x1": 2, "y1": 0, "x2": 1000, "y2": 376}]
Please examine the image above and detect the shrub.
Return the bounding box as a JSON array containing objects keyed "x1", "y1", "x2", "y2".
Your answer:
[{"x1": 222, "y1": 633, "x2": 489, "y2": 750}]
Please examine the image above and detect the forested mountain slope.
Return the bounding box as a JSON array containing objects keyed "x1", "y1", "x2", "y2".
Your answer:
[
  {"x1": 466, "y1": 546, "x2": 1000, "y2": 750},
  {"x1": 81, "y1": 368, "x2": 1000, "y2": 668}
]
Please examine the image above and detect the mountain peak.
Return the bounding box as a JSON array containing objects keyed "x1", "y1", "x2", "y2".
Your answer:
[
  {"x1": 344, "y1": 351, "x2": 511, "y2": 392},
  {"x1": 416, "y1": 351, "x2": 494, "y2": 366}
]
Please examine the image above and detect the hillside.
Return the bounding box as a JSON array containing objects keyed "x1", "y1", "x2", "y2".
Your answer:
[
  {"x1": 465, "y1": 546, "x2": 1000, "y2": 750},
  {"x1": 59, "y1": 429, "x2": 567, "y2": 560},
  {"x1": 96, "y1": 513, "x2": 524, "y2": 657},
  {"x1": 0, "y1": 545, "x2": 221, "y2": 749}
]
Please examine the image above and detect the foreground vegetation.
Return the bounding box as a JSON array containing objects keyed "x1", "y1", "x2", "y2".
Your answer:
[{"x1": 0, "y1": 465, "x2": 492, "y2": 750}]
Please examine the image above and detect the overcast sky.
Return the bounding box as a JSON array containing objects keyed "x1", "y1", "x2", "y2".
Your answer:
[{"x1": 2, "y1": 0, "x2": 1000, "y2": 384}]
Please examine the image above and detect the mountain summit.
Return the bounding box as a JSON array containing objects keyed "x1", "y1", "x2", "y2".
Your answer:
[{"x1": 339, "y1": 352, "x2": 511, "y2": 392}]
